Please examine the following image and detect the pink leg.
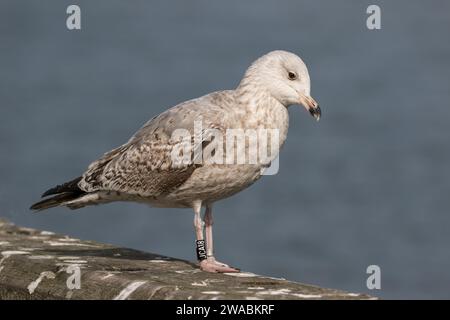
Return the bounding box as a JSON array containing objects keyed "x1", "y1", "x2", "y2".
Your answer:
[
  {"x1": 204, "y1": 204, "x2": 214, "y2": 258},
  {"x1": 198, "y1": 204, "x2": 239, "y2": 273},
  {"x1": 193, "y1": 201, "x2": 204, "y2": 241}
]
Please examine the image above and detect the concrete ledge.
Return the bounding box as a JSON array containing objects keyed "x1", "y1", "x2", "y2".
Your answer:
[{"x1": 0, "y1": 218, "x2": 374, "y2": 300}]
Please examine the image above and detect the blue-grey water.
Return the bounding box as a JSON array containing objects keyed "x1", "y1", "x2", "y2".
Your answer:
[{"x1": 1, "y1": 0, "x2": 450, "y2": 299}]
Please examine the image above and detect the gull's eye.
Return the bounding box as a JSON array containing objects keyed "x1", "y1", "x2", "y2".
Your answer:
[{"x1": 288, "y1": 71, "x2": 297, "y2": 80}]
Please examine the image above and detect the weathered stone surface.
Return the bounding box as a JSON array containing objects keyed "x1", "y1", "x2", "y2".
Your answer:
[{"x1": 0, "y1": 218, "x2": 374, "y2": 300}]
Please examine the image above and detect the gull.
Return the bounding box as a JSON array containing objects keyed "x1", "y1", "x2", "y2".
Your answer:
[{"x1": 31, "y1": 50, "x2": 321, "y2": 273}]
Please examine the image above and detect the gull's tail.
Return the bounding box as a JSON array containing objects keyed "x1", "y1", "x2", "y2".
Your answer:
[{"x1": 30, "y1": 177, "x2": 86, "y2": 211}]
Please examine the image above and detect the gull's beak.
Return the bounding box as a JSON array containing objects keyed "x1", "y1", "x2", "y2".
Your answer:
[{"x1": 299, "y1": 95, "x2": 321, "y2": 122}]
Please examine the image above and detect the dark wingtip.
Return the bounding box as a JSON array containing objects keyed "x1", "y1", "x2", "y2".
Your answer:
[
  {"x1": 40, "y1": 176, "x2": 83, "y2": 198},
  {"x1": 32, "y1": 177, "x2": 85, "y2": 211},
  {"x1": 31, "y1": 191, "x2": 85, "y2": 212},
  {"x1": 30, "y1": 199, "x2": 49, "y2": 211},
  {"x1": 41, "y1": 187, "x2": 57, "y2": 198},
  {"x1": 30, "y1": 203, "x2": 42, "y2": 211}
]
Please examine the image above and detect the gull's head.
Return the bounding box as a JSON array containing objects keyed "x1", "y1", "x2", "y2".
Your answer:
[{"x1": 240, "y1": 50, "x2": 321, "y2": 121}]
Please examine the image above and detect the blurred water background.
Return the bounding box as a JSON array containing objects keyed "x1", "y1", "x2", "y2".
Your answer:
[{"x1": 1, "y1": 0, "x2": 450, "y2": 299}]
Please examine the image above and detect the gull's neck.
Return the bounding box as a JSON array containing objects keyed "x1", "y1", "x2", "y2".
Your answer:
[{"x1": 234, "y1": 79, "x2": 290, "y2": 146}]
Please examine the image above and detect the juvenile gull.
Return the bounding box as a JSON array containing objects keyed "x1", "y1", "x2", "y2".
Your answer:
[{"x1": 31, "y1": 50, "x2": 321, "y2": 273}]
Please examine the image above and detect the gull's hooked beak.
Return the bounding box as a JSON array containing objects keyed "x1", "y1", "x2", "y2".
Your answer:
[{"x1": 299, "y1": 95, "x2": 321, "y2": 122}]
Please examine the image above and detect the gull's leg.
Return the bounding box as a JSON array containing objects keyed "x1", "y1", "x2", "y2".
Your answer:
[
  {"x1": 204, "y1": 204, "x2": 240, "y2": 272},
  {"x1": 204, "y1": 204, "x2": 215, "y2": 259},
  {"x1": 192, "y1": 201, "x2": 239, "y2": 272},
  {"x1": 193, "y1": 200, "x2": 207, "y2": 261}
]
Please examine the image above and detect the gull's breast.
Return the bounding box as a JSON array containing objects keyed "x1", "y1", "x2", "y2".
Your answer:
[{"x1": 162, "y1": 164, "x2": 263, "y2": 205}]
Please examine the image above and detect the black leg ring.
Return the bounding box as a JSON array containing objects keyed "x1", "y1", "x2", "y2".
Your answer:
[{"x1": 196, "y1": 240, "x2": 207, "y2": 261}]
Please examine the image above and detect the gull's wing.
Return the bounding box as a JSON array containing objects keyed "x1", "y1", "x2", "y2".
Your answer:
[{"x1": 78, "y1": 92, "x2": 233, "y2": 198}]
